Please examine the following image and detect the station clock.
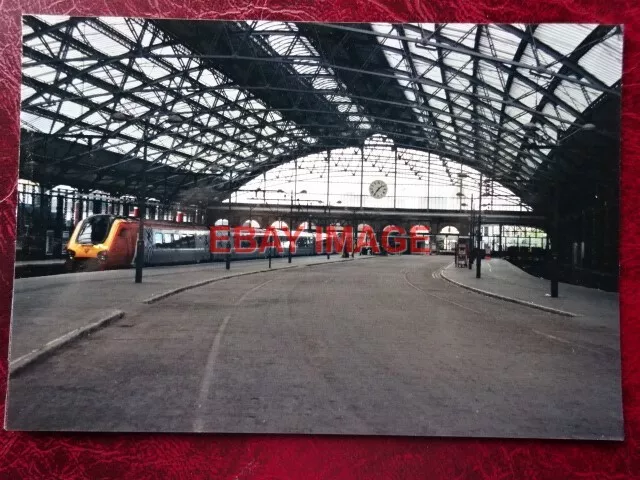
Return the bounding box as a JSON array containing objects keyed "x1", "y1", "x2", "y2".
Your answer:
[{"x1": 369, "y1": 180, "x2": 388, "y2": 199}]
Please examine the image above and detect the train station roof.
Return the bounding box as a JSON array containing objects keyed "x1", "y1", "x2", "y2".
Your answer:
[{"x1": 21, "y1": 17, "x2": 622, "y2": 210}]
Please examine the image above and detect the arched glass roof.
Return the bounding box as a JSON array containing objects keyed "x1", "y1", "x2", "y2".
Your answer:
[
  {"x1": 235, "y1": 135, "x2": 528, "y2": 211},
  {"x1": 20, "y1": 17, "x2": 622, "y2": 210}
]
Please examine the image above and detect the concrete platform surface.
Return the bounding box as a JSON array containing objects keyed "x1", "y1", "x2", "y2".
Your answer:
[
  {"x1": 9, "y1": 255, "x2": 362, "y2": 362},
  {"x1": 6, "y1": 256, "x2": 622, "y2": 439},
  {"x1": 441, "y1": 258, "x2": 619, "y2": 328}
]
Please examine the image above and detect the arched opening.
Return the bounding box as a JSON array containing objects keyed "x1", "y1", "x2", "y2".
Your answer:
[
  {"x1": 437, "y1": 226, "x2": 459, "y2": 253},
  {"x1": 214, "y1": 218, "x2": 229, "y2": 226},
  {"x1": 411, "y1": 224, "x2": 430, "y2": 235},
  {"x1": 242, "y1": 219, "x2": 261, "y2": 228},
  {"x1": 271, "y1": 220, "x2": 288, "y2": 230},
  {"x1": 298, "y1": 221, "x2": 316, "y2": 231}
]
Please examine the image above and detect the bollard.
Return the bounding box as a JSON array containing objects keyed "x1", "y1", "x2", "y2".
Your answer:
[{"x1": 268, "y1": 250, "x2": 272, "y2": 269}]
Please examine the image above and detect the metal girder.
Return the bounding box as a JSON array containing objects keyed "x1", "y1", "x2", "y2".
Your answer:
[
  {"x1": 24, "y1": 17, "x2": 293, "y2": 164},
  {"x1": 497, "y1": 24, "x2": 614, "y2": 93},
  {"x1": 20, "y1": 17, "x2": 621, "y2": 208}
]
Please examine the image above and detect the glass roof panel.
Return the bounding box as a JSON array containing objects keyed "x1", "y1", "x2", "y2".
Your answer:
[
  {"x1": 533, "y1": 24, "x2": 594, "y2": 56},
  {"x1": 578, "y1": 36, "x2": 623, "y2": 86},
  {"x1": 20, "y1": 18, "x2": 621, "y2": 204}
]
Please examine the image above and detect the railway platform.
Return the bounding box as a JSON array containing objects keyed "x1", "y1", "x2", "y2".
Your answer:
[
  {"x1": 9, "y1": 254, "x2": 366, "y2": 372},
  {"x1": 6, "y1": 255, "x2": 622, "y2": 437},
  {"x1": 14, "y1": 259, "x2": 66, "y2": 278},
  {"x1": 440, "y1": 258, "x2": 619, "y2": 329}
]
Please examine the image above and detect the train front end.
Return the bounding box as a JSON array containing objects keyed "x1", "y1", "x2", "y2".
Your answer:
[{"x1": 65, "y1": 214, "x2": 118, "y2": 271}]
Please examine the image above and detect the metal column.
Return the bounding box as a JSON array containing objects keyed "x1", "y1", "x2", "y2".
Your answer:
[
  {"x1": 550, "y1": 184, "x2": 559, "y2": 297},
  {"x1": 476, "y1": 174, "x2": 482, "y2": 279},
  {"x1": 393, "y1": 147, "x2": 397, "y2": 209},
  {"x1": 469, "y1": 193, "x2": 474, "y2": 270},
  {"x1": 226, "y1": 170, "x2": 232, "y2": 270},
  {"x1": 360, "y1": 147, "x2": 364, "y2": 209},
  {"x1": 427, "y1": 152, "x2": 431, "y2": 211},
  {"x1": 135, "y1": 117, "x2": 149, "y2": 284},
  {"x1": 327, "y1": 150, "x2": 331, "y2": 259}
]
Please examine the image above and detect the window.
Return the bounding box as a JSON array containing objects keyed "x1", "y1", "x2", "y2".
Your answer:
[
  {"x1": 76, "y1": 215, "x2": 112, "y2": 244},
  {"x1": 163, "y1": 233, "x2": 173, "y2": 247},
  {"x1": 154, "y1": 232, "x2": 163, "y2": 247}
]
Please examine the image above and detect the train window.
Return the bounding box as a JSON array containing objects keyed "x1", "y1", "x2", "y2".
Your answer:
[
  {"x1": 163, "y1": 233, "x2": 173, "y2": 247},
  {"x1": 76, "y1": 215, "x2": 112, "y2": 245},
  {"x1": 154, "y1": 233, "x2": 163, "y2": 247},
  {"x1": 187, "y1": 234, "x2": 196, "y2": 248}
]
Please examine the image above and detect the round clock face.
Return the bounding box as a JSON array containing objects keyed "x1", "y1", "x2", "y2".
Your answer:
[{"x1": 369, "y1": 180, "x2": 388, "y2": 199}]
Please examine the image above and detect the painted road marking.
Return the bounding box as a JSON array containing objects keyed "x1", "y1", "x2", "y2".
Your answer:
[
  {"x1": 404, "y1": 269, "x2": 483, "y2": 315},
  {"x1": 193, "y1": 278, "x2": 274, "y2": 432},
  {"x1": 531, "y1": 329, "x2": 603, "y2": 354}
]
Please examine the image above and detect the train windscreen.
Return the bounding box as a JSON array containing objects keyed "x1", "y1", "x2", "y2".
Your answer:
[{"x1": 76, "y1": 215, "x2": 112, "y2": 245}]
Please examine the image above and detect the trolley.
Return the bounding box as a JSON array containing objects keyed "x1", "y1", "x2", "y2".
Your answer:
[{"x1": 455, "y1": 241, "x2": 469, "y2": 268}]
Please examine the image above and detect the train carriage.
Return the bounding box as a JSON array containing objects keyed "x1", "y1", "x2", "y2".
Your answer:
[{"x1": 65, "y1": 214, "x2": 329, "y2": 271}]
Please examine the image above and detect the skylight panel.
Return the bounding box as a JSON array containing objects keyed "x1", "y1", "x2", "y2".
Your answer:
[
  {"x1": 77, "y1": 23, "x2": 130, "y2": 57},
  {"x1": 196, "y1": 69, "x2": 224, "y2": 87},
  {"x1": 36, "y1": 15, "x2": 71, "y2": 25},
  {"x1": 153, "y1": 134, "x2": 175, "y2": 149},
  {"x1": 554, "y1": 81, "x2": 590, "y2": 112},
  {"x1": 439, "y1": 24, "x2": 478, "y2": 49},
  {"x1": 27, "y1": 64, "x2": 60, "y2": 84},
  {"x1": 519, "y1": 45, "x2": 561, "y2": 74},
  {"x1": 542, "y1": 103, "x2": 575, "y2": 127},
  {"x1": 485, "y1": 26, "x2": 521, "y2": 58},
  {"x1": 21, "y1": 112, "x2": 54, "y2": 132},
  {"x1": 578, "y1": 37, "x2": 623, "y2": 86},
  {"x1": 103, "y1": 137, "x2": 132, "y2": 154},
  {"x1": 55, "y1": 101, "x2": 87, "y2": 119},
  {"x1": 442, "y1": 51, "x2": 473, "y2": 72},
  {"x1": 134, "y1": 58, "x2": 170, "y2": 80},
  {"x1": 20, "y1": 85, "x2": 37, "y2": 101},
  {"x1": 99, "y1": 17, "x2": 138, "y2": 40},
  {"x1": 533, "y1": 24, "x2": 593, "y2": 57}
]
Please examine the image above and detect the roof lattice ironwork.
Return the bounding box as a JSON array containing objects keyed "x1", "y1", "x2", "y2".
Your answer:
[{"x1": 20, "y1": 17, "x2": 622, "y2": 209}]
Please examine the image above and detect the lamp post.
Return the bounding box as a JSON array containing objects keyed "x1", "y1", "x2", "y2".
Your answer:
[
  {"x1": 469, "y1": 194, "x2": 474, "y2": 270},
  {"x1": 289, "y1": 190, "x2": 294, "y2": 263},
  {"x1": 476, "y1": 174, "x2": 483, "y2": 279},
  {"x1": 226, "y1": 170, "x2": 233, "y2": 270},
  {"x1": 326, "y1": 199, "x2": 331, "y2": 260},
  {"x1": 111, "y1": 111, "x2": 183, "y2": 283}
]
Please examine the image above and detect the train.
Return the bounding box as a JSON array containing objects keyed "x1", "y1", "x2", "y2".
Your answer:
[{"x1": 64, "y1": 214, "x2": 337, "y2": 271}]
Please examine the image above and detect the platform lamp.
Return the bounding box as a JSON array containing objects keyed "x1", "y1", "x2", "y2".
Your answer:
[
  {"x1": 523, "y1": 121, "x2": 596, "y2": 147},
  {"x1": 226, "y1": 170, "x2": 235, "y2": 270},
  {"x1": 468, "y1": 194, "x2": 474, "y2": 270},
  {"x1": 476, "y1": 173, "x2": 484, "y2": 279},
  {"x1": 111, "y1": 111, "x2": 183, "y2": 284},
  {"x1": 287, "y1": 189, "x2": 308, "y2": 263}
]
